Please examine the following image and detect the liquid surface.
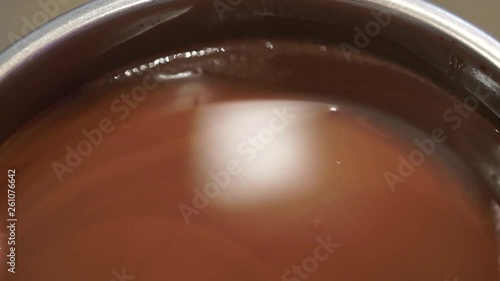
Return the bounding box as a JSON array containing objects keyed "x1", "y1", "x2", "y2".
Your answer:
[{"x1": 0, "y1": 40, "x2": 498, "y2": 281}]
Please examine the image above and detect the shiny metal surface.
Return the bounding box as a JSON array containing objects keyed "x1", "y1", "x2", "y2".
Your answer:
[
  {"x1": 0, "y1": 0, "x2": 499, "y2": 78},
  {"x1": 2, "y1": 0, "x2": 499, "y2": 52}
]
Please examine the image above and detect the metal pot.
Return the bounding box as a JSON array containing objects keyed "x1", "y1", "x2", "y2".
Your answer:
[
  {"x1": 0, "y1": 1, "x2": 500, "y2": 279},
  {"x1": 1, "y1": 0, "x2": 498, "y2": 196}
]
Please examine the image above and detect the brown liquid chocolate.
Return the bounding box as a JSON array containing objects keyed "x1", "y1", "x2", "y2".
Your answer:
[{"x1": 0, "y1": 40, "x2": 498, "y2": 281}]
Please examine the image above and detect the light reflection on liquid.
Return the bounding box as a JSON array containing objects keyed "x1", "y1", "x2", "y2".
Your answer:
[{"x1": 190, "y1": 100, "x2": 329, "y2": 209}]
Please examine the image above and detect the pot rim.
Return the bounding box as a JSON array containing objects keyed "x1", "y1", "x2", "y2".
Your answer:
[{"x1": 0, "y1": 0, "x2": 499, "y2": 82}]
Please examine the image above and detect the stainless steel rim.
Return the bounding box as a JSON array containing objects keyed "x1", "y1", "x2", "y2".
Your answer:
[{"x1": 0, "y1": 0, "x2": 499, "y2": 81}]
